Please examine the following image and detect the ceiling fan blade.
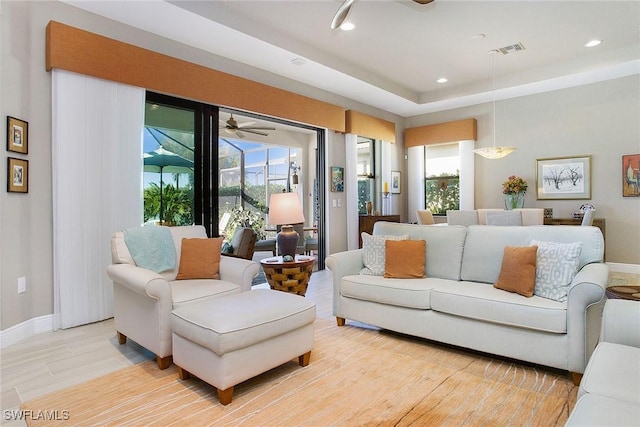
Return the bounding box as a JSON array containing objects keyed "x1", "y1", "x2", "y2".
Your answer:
[
  {"x1": 241, "y1": 129, "x2": 270, "y2": 137},
  {"x1": 412, "y1": 0, "x2": 434, "y2": 3},
  {"x1": 331, "y1": 0, "x2": 355, "y2": 29},
  {"x1": 238, "y1": 126, "x2": 276, "y2": 131},
  {"x1": 235, "y1": 131, "x2": 246, "y2": 138}
]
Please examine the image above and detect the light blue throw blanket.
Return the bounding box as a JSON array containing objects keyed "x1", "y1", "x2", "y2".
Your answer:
[{"x1": 123, "y1": 226, "x2": 176, "y2": 273}]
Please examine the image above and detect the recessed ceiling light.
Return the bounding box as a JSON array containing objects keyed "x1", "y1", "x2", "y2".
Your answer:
[
  {"x1": 291, "y1": 58, "x2": 307, "y2": 66},
  {"x1": 585, "y1": 39, "x2": 602, "y2": 47},
  {"x1": 472, "y1": 33, "x2": 486, "y2": 40},
  {"x1": 437, "y1": 77, "x2": 448, "y2": 84},
  {"x1": 340, "y1": 21, "x2": 355, "y2": 31}
]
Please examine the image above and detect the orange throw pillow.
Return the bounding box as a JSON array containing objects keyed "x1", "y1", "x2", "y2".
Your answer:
[
  {"x1": 176, "y1": 237, "x2": 223, "y2": 280},
  {"x1": 494, "y1": 245, "x2": 538, "y2": 297},
  {"x1": 384, "y1": 239, "x2": 426, "y2": 279}
]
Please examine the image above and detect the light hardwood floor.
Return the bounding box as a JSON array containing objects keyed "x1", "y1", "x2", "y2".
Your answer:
[{"x1": 1, "y1": 266, "x2": 636, "y2": 426}]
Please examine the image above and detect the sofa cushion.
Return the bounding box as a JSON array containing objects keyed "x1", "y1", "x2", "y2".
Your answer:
[
  {"x1": 461, "y1": 225, "x2": 603, "y2": 284},
  {"x1": 579, "y1": 342, "x2": 640, "y2": 405},
  {"x1": 176, "y1": 237, "x2": 223, "y2": 280},
  {"x1": 531, "y1": 240, "x2": 582, "y2": 302},
  {"x1": 430, "y1": 281, "x2": 567, "y2": 333},
  {"x1": 494, "y1": 246, "x2": 537, "y2": 297},
  {"x1": 384, "y1": 239, "x2": 426, "y2": 279},
  {"x1": 360, "y1": 233, "x2": 408, "y2": 276},
  {"x1": 340, "y1": 275, "x2": 445, "y2": 309},
  {"x1": 170, "y1": 279, "x2": 241, "y2": 308},
  {"x1": 372, "y1": 222, "x2": 467, "y2": 281}
]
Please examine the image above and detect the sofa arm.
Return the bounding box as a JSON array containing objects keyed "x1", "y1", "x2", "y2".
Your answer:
[
  {"x1": 219, "y1": 256, "x2": 259, "y2": 292},
  {"x1": 326, "y1": 249, "x2": 364, "y2": 317},
  {"x1": 106, "y1": 263, "x2": 171, "y2": 301},
  {"x1": 566, "y1": 262, "x2": 608, "y2": 373},
  {"x1": 601, "y1": 299, "x2": 640, "y2": 347}
]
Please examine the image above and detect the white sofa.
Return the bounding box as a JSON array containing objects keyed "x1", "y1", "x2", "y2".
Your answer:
[
  {"x1": 566, "y1": 299, "x2": 640, "y2": 426},
  {"x1": 107, "y1": 225, "x2": 259, "y2": 369},
  {"x1": 326, "y1": 222, "x2": 608, "y2": 382}
]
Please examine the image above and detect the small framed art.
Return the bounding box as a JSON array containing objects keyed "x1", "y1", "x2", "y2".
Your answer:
[
  {"x1": 536, "y1": 155, "x2": 591, "y2": 200},
  {"x1": 7, "y1": 116, "x2": 28, "y2": 154},
  {"x1": 623, "y1": 154, "x2": 640, "y2": 197},
  {"x1": 331, "y1": 166, "x2": 344, "y2": 192},
  {"x1": 391, "y1": 171, "x2": 401, "y2": 194},
  {"x1": 7, "y1": 157, "x2": 28, "y2": 193}
]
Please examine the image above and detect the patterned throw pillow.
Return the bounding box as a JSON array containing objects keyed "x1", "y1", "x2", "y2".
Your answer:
[
  {"x1": 359, "y1": 233, "x2": 409, "y2": 276},
  {"x1": 531, "y1": 240, "x2": 583, "y2": 302}
]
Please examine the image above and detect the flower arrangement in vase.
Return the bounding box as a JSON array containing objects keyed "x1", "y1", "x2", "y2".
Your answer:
[{"x1": 502, "y1": 175, "x2": 528, "y2": 210}]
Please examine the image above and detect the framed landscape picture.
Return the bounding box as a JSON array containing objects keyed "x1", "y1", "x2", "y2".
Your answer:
[
  {"x1": 7, "y1": 116, "x2": 28, "y2": 154},
  {"x1": 536, "y1": 155, "x2": 591, "y2": 200}
]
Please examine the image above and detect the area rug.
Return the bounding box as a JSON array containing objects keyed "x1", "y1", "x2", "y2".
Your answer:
[{"x1": 22, "y1": 320, "x2": 577, "y2": 426}]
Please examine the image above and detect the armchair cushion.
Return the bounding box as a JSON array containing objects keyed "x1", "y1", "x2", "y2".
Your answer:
[
  {"x1": 123, "y1": 226, "x2": 176, "y2": 273},
  {"x1": 176, "y1": 237, "x2": 223, "y2": 280}
]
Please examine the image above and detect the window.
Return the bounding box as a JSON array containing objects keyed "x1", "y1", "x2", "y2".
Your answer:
[
  {"x1": 424, "y1": 143, "x2": 460, "y2": 214},
  {"x1": 143, "y1": 102, "x2": 196, "y2": 226},
  {"x1": 357, "y1": 137, "x2": 375, "y2": 214}
]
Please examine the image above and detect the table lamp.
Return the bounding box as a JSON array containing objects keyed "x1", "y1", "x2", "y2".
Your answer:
[{"x1": 268, "y1": 192, "x2": 305, "y2": 259}]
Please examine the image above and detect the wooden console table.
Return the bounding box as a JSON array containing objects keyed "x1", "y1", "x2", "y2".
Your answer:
[
  {"x1": 544, "y1": 217, "x2": 606, "y2": 260},
  {"x1": 358, "y1": 215, "x2": 401, "y2": 248},
  {"x1": 543, "y1": 218, "x2": 605, "y2": 238}
]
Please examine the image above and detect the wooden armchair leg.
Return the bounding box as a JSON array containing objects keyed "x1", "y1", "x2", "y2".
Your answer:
[
  {"x1": 157, "y1": 355, "x2": 172, "y2": 370},
  {"x1": 117, "y1": 331, "x2": 127, "y2": 345},
  {"x1": 336, "y1": 317, "x2": 346, "y2": 326}
]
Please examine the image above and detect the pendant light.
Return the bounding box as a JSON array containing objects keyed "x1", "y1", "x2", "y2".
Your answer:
[{"x1": 474, "y1": 50, "x2": 516, "y2": 159}]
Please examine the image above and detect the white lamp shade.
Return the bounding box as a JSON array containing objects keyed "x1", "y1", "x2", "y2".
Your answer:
[{"x1": 268, "y1": 192, "x2": 305, "y2": 225}]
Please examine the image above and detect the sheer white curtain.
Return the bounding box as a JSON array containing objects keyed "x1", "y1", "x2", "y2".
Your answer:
[
  {"x1": 345, "y1": 134, "x2": 359, "y2": 250},
  {"x1": 52, "y1": 70, "x2": 144, "y2": 329}
]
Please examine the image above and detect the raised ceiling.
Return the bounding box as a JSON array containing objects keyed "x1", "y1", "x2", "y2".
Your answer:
[{"x1": 63, "y1": 0, "x2": 640, "y2": 117}]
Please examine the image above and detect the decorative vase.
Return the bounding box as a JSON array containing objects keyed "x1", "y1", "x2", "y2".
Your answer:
[
  {"x1": 504, "y1": 192, "x2": 525, "y2": 210},
  {"x1": 366, "y1": 201, "x2": 373, "y2": 215}
]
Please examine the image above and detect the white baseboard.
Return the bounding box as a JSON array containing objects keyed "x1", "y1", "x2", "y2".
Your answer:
[
  {"x1": 0, "y1": 314, "x2": 54, "y2": 349},
  {"x1": 606, "y1": 262, "x2": 640, "y2": 275}
]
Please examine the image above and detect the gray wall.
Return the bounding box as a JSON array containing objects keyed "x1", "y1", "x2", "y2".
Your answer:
[{"x1": 1, "y1": 1, "x2": 637, "y2": 332}]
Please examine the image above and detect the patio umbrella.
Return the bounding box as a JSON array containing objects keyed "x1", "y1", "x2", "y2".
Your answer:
[{"x1": 143, "y1": 147, "x2": 193, "y2": 223}]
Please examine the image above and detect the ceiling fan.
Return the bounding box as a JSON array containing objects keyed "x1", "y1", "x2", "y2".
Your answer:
[
  {"x1": 220, "y1": 114, "x2": 276, "y2": 138},
  {"x1": 331, "y1": 0, "x2": 434, "y2": 29}
]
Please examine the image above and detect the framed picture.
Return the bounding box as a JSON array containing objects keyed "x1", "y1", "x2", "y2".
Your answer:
[
  {"x1": 7, "y1": 116, "x2": 28, "y2": 154},
  {"x1": 391, "y1": 171, "x2": 401, "y2": 194},
  {"x1": 331, "y1": 166, "x2": 344, "y2": 192},
  {"x1": 623, "y1": 154, "x2": 640, "y2": 197},
  {"x1": 7, "y1": 157, "x2": 28, "y2": 193},
  {"x1": 536, "y1": 155, "x2": 591, "y2": 200}
]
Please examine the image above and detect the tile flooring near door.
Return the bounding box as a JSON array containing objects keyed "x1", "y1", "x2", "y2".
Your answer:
[{"x1": 1, "y1": 269, "x2": 637, "y2": 426}]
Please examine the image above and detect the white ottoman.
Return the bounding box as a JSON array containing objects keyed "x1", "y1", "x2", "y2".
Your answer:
[{"x1": 171, "y1": 289, "x2": 316, "y2": 405}]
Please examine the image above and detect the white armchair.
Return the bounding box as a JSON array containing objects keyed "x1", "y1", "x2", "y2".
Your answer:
[{"x1": 107, "y1": 225, "x2": 259, "y2": 369}]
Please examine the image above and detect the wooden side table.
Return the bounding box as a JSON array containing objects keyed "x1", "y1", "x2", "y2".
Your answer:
[
  {"x1": 260, "y1": 255, "x2": 315, "y2": 296},
  {"x1": 605, "y1": 285, "x2": 640, "y2": 301}
]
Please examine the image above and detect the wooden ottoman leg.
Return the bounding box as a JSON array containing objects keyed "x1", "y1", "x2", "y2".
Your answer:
[
  {"x1": 217, "y1": 387, "x2": 234, "y2": 405},
  {"x1": 117, "y1": 331, "x2": 127, "y2": 345},
  {"x1": 298, "y1": 351, "x2": 311, "y2": 367},
  {"x1": 177, "y1": 366, "x2": 191, "y2": 380}
]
